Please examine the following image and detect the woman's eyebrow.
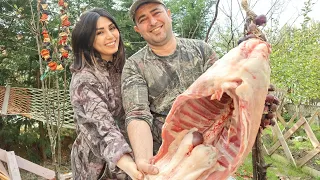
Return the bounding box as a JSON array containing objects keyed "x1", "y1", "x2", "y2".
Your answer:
[{"x1": 96, "y1": 27, "x2": 104, "y2": 31}]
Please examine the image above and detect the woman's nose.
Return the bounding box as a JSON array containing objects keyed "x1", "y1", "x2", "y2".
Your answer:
[{"x1": 105, "y1": 30, "x2": 113, "y2": 39}]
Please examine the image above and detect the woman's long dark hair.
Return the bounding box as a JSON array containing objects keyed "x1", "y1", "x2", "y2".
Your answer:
[{"x1": 71, "y1": 8, "x2": 125, "y2": 72}]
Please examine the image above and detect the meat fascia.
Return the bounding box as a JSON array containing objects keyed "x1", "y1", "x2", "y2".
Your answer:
[{"x1": 146, "y1": 39, "x2": 271, "y2": 180}]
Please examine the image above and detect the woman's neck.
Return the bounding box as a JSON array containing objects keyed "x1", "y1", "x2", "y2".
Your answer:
[{"x1": 101, "y1": 55, "x2": 113, "y2": 62}]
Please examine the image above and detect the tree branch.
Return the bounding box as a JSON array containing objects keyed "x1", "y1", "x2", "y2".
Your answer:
[{"x1": 205, "y1": 0, "x2": 221, "y2": 42}]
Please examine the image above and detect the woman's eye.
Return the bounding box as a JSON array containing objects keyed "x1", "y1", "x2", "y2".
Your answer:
[
  {"x1": 96, "y1": 31, "x2": 103, "y2": 35},
  {"x1": 110, "y1": 25, "x2": 116, "y2": 31}
]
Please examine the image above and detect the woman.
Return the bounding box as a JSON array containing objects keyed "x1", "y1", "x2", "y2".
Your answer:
[{"x1": 69, "y1": 8, "x2": 142, "y2": 180}]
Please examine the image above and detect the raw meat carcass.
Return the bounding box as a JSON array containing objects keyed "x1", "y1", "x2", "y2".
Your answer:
[{"x1": 146, "y1": 38, "x2": 271, "y2": 180}]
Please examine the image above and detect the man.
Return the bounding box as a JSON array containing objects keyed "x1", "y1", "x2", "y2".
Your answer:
[
  {"x1": 121, "y1": 0, "x2": 274, "y2": 176},
  {"x1": 121, "y1": 0, "x2": 218, "y2": 175}
]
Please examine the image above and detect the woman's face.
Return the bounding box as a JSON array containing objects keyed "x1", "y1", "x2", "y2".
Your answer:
[{"x1": 93, "y1": 17, "x2": 120, "y2": 61}]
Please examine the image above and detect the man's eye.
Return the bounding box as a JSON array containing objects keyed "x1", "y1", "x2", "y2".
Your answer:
[{"x1": 139, "y1": 18, "x2": 146, "y2": 24}]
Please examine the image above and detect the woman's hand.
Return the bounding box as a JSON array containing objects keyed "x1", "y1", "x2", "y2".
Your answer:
[
  {"x1": 117, "y1": 154, "x2": 143, "y2": 180},
  {"x1": 136, "y1": 158, "x2": 159, "y2": 175}
]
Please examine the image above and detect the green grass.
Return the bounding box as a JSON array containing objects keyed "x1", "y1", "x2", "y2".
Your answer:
[{"x1": 235, "y1": 153, "x2": 313, "y2": 180}]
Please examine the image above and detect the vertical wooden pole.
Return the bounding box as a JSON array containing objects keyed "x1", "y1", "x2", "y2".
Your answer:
[
  {"x1": 252, "y1": 131, "x2": 270, "y2": 180},
  {"x1": 1, "y1": 85, "x2": 10, "y2": 115}
]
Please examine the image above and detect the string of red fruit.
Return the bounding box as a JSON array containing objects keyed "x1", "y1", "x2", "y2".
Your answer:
[
  {"x1": 57, "y1": 0, "x2": 71, "y2": 70},
  {"x1": 38, "y1": 0, "x2": 71, "y2": 72}
]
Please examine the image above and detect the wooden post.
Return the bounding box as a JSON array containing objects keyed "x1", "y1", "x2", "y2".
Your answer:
[
  {"x1": 0, "y1": 148, "x2": 55, "y2": 179},
  {"x1": 6, "y1": 151, "x2": 22, "y2": 180},
  {"x1": 1, "y1": 85, "x2": 10, "y2": 115},
  {"x1": 252, "y1": 131, "x2": 270, "y2": 180},
  {"x1": 273, "y1": 121, "x2": 296, "y2": 166},
  {"x1": 0, "y1": 161, "x2": 9, "y2": 180}
]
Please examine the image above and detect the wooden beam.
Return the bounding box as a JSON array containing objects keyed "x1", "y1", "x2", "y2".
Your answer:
[
  {"x1": 0, "y1": 161, "x2": 9, "y2": 180},
  {"x1": 6, "y1": 151, "x2": 21, "y2": 180},
  {"x1": 268, "y1": 117, "x2": 305, "y2": 154},
  {"x1": 296, "y1": 147, "x2": 320, "y2": 167},
  {"x1": 303, "y1": 117, "x2": 320, "y2": 148},
  {"x1": 308, "y1": 109, "x2": 319, "y2": 125},
  {"x1": 287, "y1": 112, "x2": 297, "y2": 127},
  {"x1": 1, "y1": 85, "x2": 10, "y2": 115},
  {"x1": 276, "y1": 111, "x2": 287, "y2": 127},
  {"x1": 60, "y1": 172, "x2": 72, "y2": 180},
  {"x1": 0, "y1": 149, "x2": 55, "y2": 179},
  {"x1": 0, "y1": 173, "x2": 9, "y2": 180},
  {"x1": 271, "y1": 121, "x2": 296, "y2": 166}
]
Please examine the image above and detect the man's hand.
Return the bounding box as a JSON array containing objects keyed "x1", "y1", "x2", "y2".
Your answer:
[
  {"x1": 261, "y1": 84, "x2": 279, "y2": 129},
  {"x1": 136, "y1": 158, "x2": 159, "y2": 175},
  {"x1": 127, "y1": 120, "x2": 157, "y2": 174}
]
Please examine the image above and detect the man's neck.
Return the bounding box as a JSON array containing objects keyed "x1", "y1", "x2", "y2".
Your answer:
[{"x1": 149, "y1": 37, "x2": 177, "y2": 57}]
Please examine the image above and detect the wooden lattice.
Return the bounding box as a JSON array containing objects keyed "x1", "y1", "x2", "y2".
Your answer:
[
  {"x1": 263, "y1": 109, "x2": 320, "y2": 167},
  {"x1": 0, "y1": 87, "x2": 5, "y2": 109},
  {"x1": 8, "y1": 87, "x2": 32, "y2": 117},
  {"x1": 0, "y1": 86, "x2": 74, "y2": 129}
]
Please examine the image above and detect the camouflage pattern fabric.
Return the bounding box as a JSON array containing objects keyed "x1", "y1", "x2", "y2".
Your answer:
[
  {"x1": 121, "y1": 37, "x2": 217, "y2": 154},
  {"x1": 70, "y1": 61, "x2": 131, "y2": 179}
]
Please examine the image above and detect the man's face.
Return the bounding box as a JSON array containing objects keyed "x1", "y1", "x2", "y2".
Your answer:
[{"x1": 134, "y1": 3, "x2": 173, "y2": 46}]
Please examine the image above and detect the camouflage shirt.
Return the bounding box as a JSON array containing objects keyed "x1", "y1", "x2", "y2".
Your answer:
[
  {"x1": 70, "y1": 62, "x2": 131, "y2": 179},
  {"x1": 122, "y1": 37, "x2": 217, "y2": 130}
]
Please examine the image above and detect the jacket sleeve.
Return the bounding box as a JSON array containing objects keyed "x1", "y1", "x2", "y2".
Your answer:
[
  {"x1": 70, "y1": 71, "x2": 132, "y2": 172},
  {"x1": 121, "y1": 59, "x2": 154, "y2": 129},
  {"x1": 202, "y1": 41, "x2": 219, "y2": 71}
]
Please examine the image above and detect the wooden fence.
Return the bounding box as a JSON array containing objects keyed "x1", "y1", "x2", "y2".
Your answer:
[
  {"x1": 263, "y1": 108, "x2": 320, "y2": 168},
  {"x1": 0, "y1": 148, "x2": 72, "y2": 180}
]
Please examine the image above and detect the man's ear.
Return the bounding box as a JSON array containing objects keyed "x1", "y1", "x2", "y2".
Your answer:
[
  {"x1": 167, "y1": 9, "x2": 172, "y2": 21},
  {"x1": 134, "y1": 25, "x2": 140, "y2": 33}
]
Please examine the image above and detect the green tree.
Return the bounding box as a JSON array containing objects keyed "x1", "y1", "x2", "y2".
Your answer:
[
  {"x1": 270, "y1": 22, "x2": 320, "y2": 104},
  {"x1": 270, "y1": 0, "x2": 320, "y2": 104},
  {"x1": 166, "y1": 0, "x2": 216, "y2": 39},
  {"x1": 0, "y1": 0, "x2": 40, "y2": 87}
]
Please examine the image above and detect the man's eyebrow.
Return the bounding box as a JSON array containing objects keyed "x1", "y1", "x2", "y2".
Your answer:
[
  {"x1": 137, "y1": 14, "x2": 146, "y2": 22},
  {"x1": 150, "y1": 7, "x2": 161, "y2": 13},
  {"x1": 137, "y1": 7, "x2": 162, "y2": 22}
]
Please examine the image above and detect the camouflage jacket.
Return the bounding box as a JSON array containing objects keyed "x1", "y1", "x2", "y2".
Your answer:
[
  {"x1": 121, "y1": 37, "x2": 217, "y2": 129},
  {"x1": 70, "y1": 62, "x2": 131, "y2": 179}
]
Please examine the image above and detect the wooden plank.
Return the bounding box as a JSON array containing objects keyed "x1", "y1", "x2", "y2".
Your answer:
[
  {"x1": 276, "y1": 112, "x2": 287, "y2": 127},
  {"x1": 0, "y1": 160, "x2": 9, "y2": 178},
  {"x1": 303, "y1": 117, "x2": 320, "y2": 148},
  {"x1": 60, "y1": 172, "x2": 72, "y2": 180},
  {"x1": 287, "y1": 112, "x2": 297, "y2": 127},
  {"x1": 263, "y1": 144, "x2": 270, "y2": 155},
  {"x1": 296, "y1": 147, "x2": 320, "y2": 167},
  {"x1": 0, "y1": 149, "x2": 55, "y2": 179},
  {"x1": 271, "y1": 121, "x2": 296, "y2": 166},
  {"x1": 1, "y1": 85, "x2": 10, "y2": 115},
  {"x1": 268, "y1": 117, "x2": 305, "y2": 154},
  {"x1": 0, "y1": 172, "x2": 9, "y2": 180},
  {"x1": 6, "y1": 151, "x2": 21, "y2": 180},
  {"x1": 308, "y1": 109, "x2": 319, "y2": 125}
]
